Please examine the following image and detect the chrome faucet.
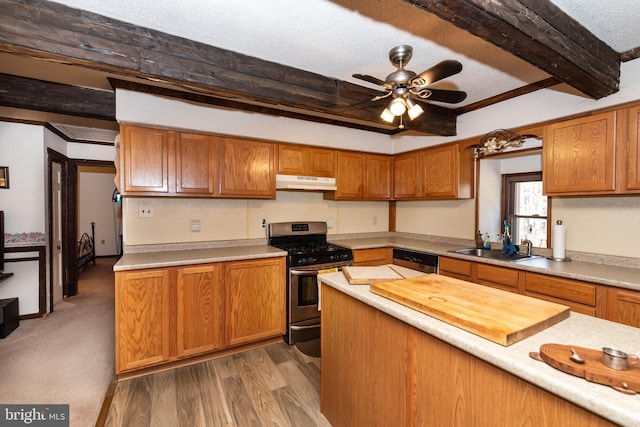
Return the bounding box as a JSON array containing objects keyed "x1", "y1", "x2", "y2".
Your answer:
[{"x1": 520, "y1": 239, "x2": 533, "y2": 257}]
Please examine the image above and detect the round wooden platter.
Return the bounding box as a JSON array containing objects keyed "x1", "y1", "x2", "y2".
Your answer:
[{"x1": 529, "y1": 343, "x2": 640, "y2": 395}]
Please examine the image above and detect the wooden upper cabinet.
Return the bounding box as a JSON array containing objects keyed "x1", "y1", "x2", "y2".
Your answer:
[
  {"x1": 219, "y1": 137, "x2": 276, "y2": 198},
  {"x1": 328, "y1": 151, "x2": 391, "y2": 200},
  {"x1": 121, "y1": 125, "x2": 170, "y2": 194},
  {"x1": 334, "y1": 151, "x2": 366, "y2": 199},
  {"x1": 175, "y1": 132, "x2": 217, "y2": 195},
  {"x1": 277, "y1": 144, "x2": 336, "y2": 177},
  {"x1": 393, "y1": 151, "x2": 420, "y2": 199},
  {"x1": 366, "y1": 154, "x2": 392, "y2": 199},
  {"x1": 309, "y1": 147, "x2": 336, "y2": 177},
  {"x1": 544, "y1": 112, "x2": 616, "y2": 195},
  {"x1": 420, "y1": 143, "x2": 475, "y2": 199},
  {"x1": 421, "y1": 144, "x2": 457, "y2": 198},
  {"x1": 278, "y1": 143, "x2": 309, "y2": 175},
  {"x1": 624, "y1": 106, "x2": 640, "y2": 191}
]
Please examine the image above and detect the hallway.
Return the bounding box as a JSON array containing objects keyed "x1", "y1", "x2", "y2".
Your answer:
[{"x1": 0, "y1": 257, "x2": 117, "y2": 426}]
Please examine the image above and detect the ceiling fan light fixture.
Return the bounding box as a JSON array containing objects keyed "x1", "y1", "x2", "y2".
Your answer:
[
  {"x1": 389, "y1": 98, "x2": 407, "y2": 116},
  {"x1": 406, "y1": 99, "x2": 424, "y2": 120},
  {"x1": 380, "y1": 108, "x2": 395, "y2": 123}
]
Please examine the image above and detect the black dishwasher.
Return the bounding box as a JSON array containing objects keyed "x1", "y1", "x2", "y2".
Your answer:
[{"x1": 393, "y1": 248, "x2": 439, "y2": 273}]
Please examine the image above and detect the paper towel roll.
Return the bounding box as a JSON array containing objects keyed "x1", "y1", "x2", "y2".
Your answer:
[{"x1": 552, "y1": 222, "x2": 566, "y2": 259}]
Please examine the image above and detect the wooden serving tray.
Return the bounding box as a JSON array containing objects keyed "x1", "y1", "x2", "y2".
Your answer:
[
  {"x1": 370, "y1": 274, "x2": 569, "y2": 346},
  {"x1": 530, "y1": 343, "x2": 640, "y2": 394},
  {"x1": 342, "y1": 265, "x2": 406, "y2": 284}
]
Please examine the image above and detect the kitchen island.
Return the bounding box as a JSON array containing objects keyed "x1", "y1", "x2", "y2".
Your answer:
[{"x1": 319, "y1": 266, "x2": 640, "y2": 426}]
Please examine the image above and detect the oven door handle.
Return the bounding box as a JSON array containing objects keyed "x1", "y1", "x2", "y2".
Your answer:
[{"x1": 290, "y1": 324, "x2": 320, "y2": 331}]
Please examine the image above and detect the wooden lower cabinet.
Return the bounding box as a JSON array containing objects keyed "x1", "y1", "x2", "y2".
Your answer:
[
  {"x1": 115, "y1": 257, "x2": 286, "y2": 374},
  {"x1": 352, "y1": 247, "x2": 391, "y2": 266},
  {"x1": 176, "y1": 263, "x2": 224, "y2": 358},
  {"x1": 224, "y1": 258, "x2": 286, "y2": 347},
  {"x1": 604, "y1": 287, "x2": 640, "y2": 327},
  {"x1": 115, "y1": 268, "x2": 171, "y2": 373},
  {"x1": 321, "y1": 285, "x2": 614, "y2": 427}
]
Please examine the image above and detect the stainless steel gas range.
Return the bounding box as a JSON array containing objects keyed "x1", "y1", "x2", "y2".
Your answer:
[{"x1": 267, "y1": 221, "x2": 353, "y2": 345}]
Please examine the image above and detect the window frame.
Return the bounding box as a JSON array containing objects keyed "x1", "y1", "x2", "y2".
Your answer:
[{"x1": 501, "y1": 171, "x2": 551, "y2": 248}]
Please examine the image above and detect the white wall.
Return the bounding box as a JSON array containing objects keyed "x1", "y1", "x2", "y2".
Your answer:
[
  {"x1": 78, "y1": 167, "x2": 119, "y2": 256},
  {"x1": 123, "y1": 191, "x2": 389, "y2": 245},
  {"x1": 0, "y1": 122, "x2": 46, "y2": 315}
]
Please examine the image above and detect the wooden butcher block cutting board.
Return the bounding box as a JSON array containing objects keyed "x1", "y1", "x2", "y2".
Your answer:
[{"x1": 370, "y1": 274, "x2": 570, "y2": 346}]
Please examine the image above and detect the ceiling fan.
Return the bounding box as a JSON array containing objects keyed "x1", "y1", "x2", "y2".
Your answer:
[{"x1": 352, "y1": 45, "x2": 467, "y2": 128}]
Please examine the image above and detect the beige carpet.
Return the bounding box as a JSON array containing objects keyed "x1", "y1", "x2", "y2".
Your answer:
[{"x1": 0, "y1": 257, "x2": 116, "y2": 426}]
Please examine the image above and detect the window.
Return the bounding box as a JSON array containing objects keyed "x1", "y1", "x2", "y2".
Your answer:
[{"x1": 501, "y1": 172, "x2": 549, "y2": 248}]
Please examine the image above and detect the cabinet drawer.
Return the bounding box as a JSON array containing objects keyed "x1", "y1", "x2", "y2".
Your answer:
[
  {"x1": 524, "y1": 273, "x2": 596, "y2": 306},
  {"x1": 353, "y1": 248, "x2": 390, "y2": 265},
  {"x1": 475, "y1": 263, "x2": 520, "y2": 290},
  {"x1": 439, "y1": 257, "x2": 471, "y2": 278},
  {"x1": 524, "y1": 291, "x2": 597, "y2": 316}
]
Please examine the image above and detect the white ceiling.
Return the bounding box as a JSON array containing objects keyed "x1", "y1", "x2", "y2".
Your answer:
[{"x1": 6, "y1": 0, "x2": 640, "y2": 139}]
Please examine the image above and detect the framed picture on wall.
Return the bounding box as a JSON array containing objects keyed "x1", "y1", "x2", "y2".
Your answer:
[{"x1": 0, "y1": 166, "x2": 9, "y2": 189}]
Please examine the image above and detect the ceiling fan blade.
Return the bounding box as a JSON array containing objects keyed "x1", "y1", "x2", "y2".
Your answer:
[
  {"x1": 411, "y1": 60, "x2": 463, "y2": 87},
  {"x1": 352, "y1": 73, "x2": 386, "y2": 86},
  {"x1": 415, "y1": 88, "x2": 467, "y2": 104}
]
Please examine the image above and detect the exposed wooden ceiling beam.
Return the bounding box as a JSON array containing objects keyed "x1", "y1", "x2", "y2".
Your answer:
[
  {"x1": 405, "y1": 0, "x2": 620, "y2": 99},
  {"x1": 0, "y1": 73, "x2": 115, "y2": 121},
  {"x1": 0, "y1": 0, "x2": 458, "y2": 135}
]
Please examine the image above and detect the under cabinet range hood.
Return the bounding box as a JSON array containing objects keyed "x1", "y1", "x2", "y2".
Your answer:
[{"x1": 275, "y1": 174, "x2": 337, "y2": 191}]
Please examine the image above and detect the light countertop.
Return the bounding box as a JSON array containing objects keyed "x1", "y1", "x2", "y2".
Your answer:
[
  {"x1": 319, "y1": 266, "x2": 640, "y2": 427},
  {"x1": 330, "y1": 236, "x2": 640, "y2": 292},
  {"x1": 113, "y1": 244, "x2": 286, "y2": 271}
]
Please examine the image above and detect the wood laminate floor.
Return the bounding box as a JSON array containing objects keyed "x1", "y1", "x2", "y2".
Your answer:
[{"x1": 104, "y1": 343, "x2": 331, "y2": 427}]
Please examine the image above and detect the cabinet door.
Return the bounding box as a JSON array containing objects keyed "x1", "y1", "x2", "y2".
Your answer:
[
  {"x1": 224, "y1": 258, "x2": 286, "y2": 347},
  {"x1": 366, "y1": 154, "x2": 392, "y2": 199},
  {"x1": 393, "y1": 151, "x2": 420, "y2": 199},
  {"x1": 605, "y1": 287, "x2": 640, "y2": 328},
  {"x1": 420, "y1": 144, "x2": 458, "y2": 198},
  {"x1": 176, "y1": 264, "x2": 224, "y2": 358},
  {"x1": 335, "y1": 151, "x2": 365, "y2": 199},
  {"x1": 175, "y1": 133, "x2": 217, "y2": 195},
  {"x1": 278, "y1": 144, "x2": 309, "y2": 175},
  {"x1": 121, "y1": 125, "x2": 170, "y2": 193},
  {"x1": 219, "y1": 138, "x2": 276, "y2": 197},
  {"x1": 544, "y1": 112, "x2": 616, "y2": 194},
  {"x1": 115, "y1": 269, "x2": 171, "y2": 373},
  {"x1": 309, "y1": 147, "x2": 336, "y2": 177},
  {"x1": 625, "y1": 106, "x2": 640, "y2": 191}
]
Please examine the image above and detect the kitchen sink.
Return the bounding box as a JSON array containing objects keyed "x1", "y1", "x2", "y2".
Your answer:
[{"x1": 450, "y1": 248, "x2": 540, "y2": 262}]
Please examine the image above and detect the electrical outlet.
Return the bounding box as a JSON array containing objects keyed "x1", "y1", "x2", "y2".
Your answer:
[
  {"x1": 190, "y1": 220, "x2": 201, "y2": 232},
  {"x1": 372, "y1": 216, "x2": 377, "y2": 226},
  {"x1": 327, "y1": 218, "x2": 334, "y2": 228},
  {"x1": 261, "y1": 219, "x2": 266, "y2": 229},
  {"x1": 138, "y1": 206, "x2": 154, "y2": 218}
]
